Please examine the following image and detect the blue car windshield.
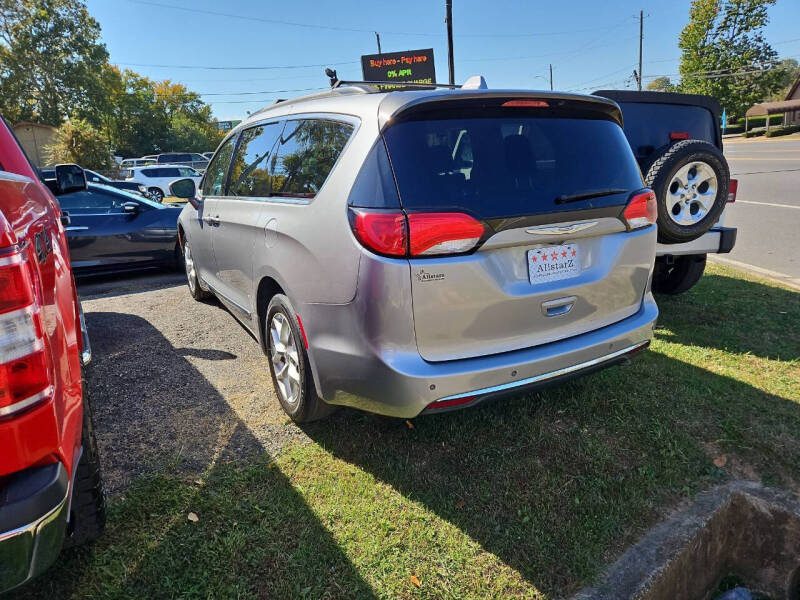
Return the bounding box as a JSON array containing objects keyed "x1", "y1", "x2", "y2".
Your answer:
[{"x1": 88, "y1": 183, "x2": 166, "y2": 209}]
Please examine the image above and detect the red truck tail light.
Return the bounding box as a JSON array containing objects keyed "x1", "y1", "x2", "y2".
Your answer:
[
  {"x1": 0, "y1": 253, "x2": 51, "y2": 417},
  {"x1": 728, "y1": 179, "x2": 738, "y2": 202},
  {"x1": 407, "y1": 212, "x2": 486, "y2": 256},
  {"x1": 623, "y1": 189, "x2": 658, "y2": 230}
]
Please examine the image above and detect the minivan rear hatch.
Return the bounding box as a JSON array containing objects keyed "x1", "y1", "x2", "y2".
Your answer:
[{"x1": 381, "y1": 94, "x2": 653, "y2": 362}]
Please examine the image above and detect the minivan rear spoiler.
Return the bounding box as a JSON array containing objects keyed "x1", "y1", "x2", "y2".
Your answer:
[{"x1": 378, "y1": 90, "x2": 624, "y2": 130}]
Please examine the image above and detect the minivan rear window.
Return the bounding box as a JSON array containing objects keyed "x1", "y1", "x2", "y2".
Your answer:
[{"x1": 382, "y1": 115, "x2": 642, "y2": 219}]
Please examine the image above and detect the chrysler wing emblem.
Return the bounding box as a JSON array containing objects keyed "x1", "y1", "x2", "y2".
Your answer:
[{"x1": 525, "y1": 222, "x2": 598, "y2": 235}]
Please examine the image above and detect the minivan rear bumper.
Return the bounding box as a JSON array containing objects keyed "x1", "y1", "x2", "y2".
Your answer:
[{"x1": 307, "y1": 292, "x2": 658, "y2": 418}]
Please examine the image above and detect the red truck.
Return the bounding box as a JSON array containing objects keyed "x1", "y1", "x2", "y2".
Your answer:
[{"x1": 0, "y1": 117, "x2": 105, "y2": 593}]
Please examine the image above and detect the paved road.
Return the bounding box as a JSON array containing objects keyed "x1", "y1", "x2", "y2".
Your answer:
[{"x1": 720, "y1": 137, "x2": 800, "y2": 287}]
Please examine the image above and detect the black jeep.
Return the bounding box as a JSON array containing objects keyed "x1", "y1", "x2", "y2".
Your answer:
[{"x1": 595, "y1": 90, "x2": 738, "y2": 294}]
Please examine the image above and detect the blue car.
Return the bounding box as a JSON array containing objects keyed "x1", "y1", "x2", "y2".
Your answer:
[{"x1": 57, "y1": 182, "x2": 183, "y2": 274}]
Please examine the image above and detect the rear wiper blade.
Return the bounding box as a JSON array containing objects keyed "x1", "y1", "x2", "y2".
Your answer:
[{"x1": 555, "y1": 189, "x2": 628, "y2": 205}]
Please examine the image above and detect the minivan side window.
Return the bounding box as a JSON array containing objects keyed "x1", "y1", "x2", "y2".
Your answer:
[
  {"x1": 201, "y1": 136, "x2": 237, "y2": 196},
  {"x1": 271, "y1": 119, "x2": 354, "y2": 198},
  {"x1": 228, "y1": 122, "x2": 283, "y2": 198}
]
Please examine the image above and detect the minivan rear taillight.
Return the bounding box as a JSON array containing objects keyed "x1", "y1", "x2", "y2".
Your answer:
[
  {"x1": 350, "y1": 209, "x2": 407, "y2": 257},
  {"x1": 0, "y1": 252, "x2": 51, "y2": 418},
  {"x1": 350, "y1": 209, "x2": 487, "y2": 257},
  {"x1": 407, "y1": 212, "x2": 486, "y2": 256},
  {"x1": 622, "y1": 190, "x2": 657, "y2": 230}
]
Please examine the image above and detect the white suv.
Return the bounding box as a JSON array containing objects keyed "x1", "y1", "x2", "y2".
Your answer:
[{"x1": 126, "y1": 165, "x2": 203, "y2": 201}]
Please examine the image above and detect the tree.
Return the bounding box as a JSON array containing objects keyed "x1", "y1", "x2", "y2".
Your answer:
[
  {"x1": 104, "y1": 72, "x2": 222, "y2": 157},
  {"x1": 677, "y1": 0, "x2": 783, "y2": 120},
  {"x1": 0, "y1": 0, "x2": 109, "y2": 126},
  {"x1": 44, "y1": 117, "x2": 114, "y2": 171},
  {"x1": 768, "y1": 58, "x2": 800, "y2": 101},
  {"x1": 646, "y1": 77, "x2": 677, "y2": 92}
]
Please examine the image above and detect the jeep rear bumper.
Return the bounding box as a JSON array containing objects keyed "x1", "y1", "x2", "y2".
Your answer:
[
  {"x1": 0, "y1": 463, "x2": 69, "y2": 593},
  {"x1": 655, "y1": 226, "x2": 737, "y2": 257}
]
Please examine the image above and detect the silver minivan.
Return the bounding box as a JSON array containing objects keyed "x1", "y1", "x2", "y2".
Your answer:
[{"x1": 175, "y1": 86, "x2": 659, "y2": 421}]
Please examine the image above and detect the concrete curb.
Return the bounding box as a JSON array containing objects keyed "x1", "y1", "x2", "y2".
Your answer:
[
  {"x1": 573, "y1": 482, "x2": 800, "y2": 600},
  {"x1": 708, "y1": 255, "x2": 800, "y2": 292}
]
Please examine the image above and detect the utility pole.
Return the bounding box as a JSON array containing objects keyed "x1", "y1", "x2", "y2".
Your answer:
[
  {"x1": 446, "y1": 0, "x2": 455, "y2": 85},
  {"x1": 638, "y1": 10, "x2": 643, "y2": 91},
  {"x1": 375, "y1": 32, "x2": 382, "y2": 54},
  {"x1": 549, "y1": 64, "x2": 553, "y2": 90}
]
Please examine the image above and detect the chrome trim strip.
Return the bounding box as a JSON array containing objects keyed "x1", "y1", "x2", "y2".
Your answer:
[
  {"x1": 0, "y1": 253, "x2": 23, "y2": 267},
  {"x1": 65, "y1": 226, "x2": 89, "y2": 231},
  {"x1": 434, "y1": 341, "x2": 649, "y2": 403},
  {"x1": 79, "y1": 302, "x2": 91, "y2": 365},
  {"x1": 0, "y1": 170, "x2": 34, "y2": 184},
  {"x1": 0, "y1": 488, "x2": 67, "y2": 544},
  {"x1": 0, "y1": 387, "x2": 53, "y2": 417},
  {"x1": 526, "y1": 221, "x2": 598, "y2": 235}
]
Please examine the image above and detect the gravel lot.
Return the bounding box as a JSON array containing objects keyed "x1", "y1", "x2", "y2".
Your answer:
[{"x1": 78, "y1": 271, "x2": 308, "y2": 494}]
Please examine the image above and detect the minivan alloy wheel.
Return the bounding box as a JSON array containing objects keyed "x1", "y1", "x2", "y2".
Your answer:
[
  {"x1": 269, "y1": 312, "x2": 301, "y2": 406},
  {"x1": 666, "y1": 161, "x2": 717, "y2": 226},
  {"x1": 184, "y1": 243, "x2": 196, "y2": 294}
]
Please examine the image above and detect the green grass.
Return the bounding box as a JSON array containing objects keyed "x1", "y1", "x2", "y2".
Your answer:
[{"x1": 17, "y1": 264, "x2": 800, "y2": 599}]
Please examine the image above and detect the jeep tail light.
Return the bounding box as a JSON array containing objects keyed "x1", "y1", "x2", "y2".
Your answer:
[
  {"x1": 0, "y1": 252, "x2": 51, "y2": 418},
  {"x1": 623, "y1": 189, "x2": 657, "y2": 230},
  {"x1": 350, "y1": 209, "x2": 407, "y2": 257},
  {"x1": 669, "y1": 131, "x2": 690, "y2": 141},
  {"x1": 407, "y1": 212, "x2": 486, "y2": 256},
  {"x1": 728, "y1": 179, "x2": 738, "y2": 203}
]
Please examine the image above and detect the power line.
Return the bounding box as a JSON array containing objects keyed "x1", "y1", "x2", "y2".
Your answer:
[
  {"x1": 123, "y1": 0, "x2": 640, "y2": 39},
  {"x1": 116, "y1": 60, "x2": 359, "y2": 71}
]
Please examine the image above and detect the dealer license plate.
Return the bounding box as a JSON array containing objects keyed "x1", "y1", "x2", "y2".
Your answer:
[{"x1": 527, "y1": 244, "x2": 580, "y2": 285}]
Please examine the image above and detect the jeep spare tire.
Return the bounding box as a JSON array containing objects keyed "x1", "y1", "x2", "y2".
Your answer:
[{"x1": 644, "y1": 139, "x2": 729, "y2": 244}]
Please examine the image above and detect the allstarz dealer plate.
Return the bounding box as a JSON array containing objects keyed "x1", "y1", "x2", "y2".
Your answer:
[{"x1": 528, "y1": 244, "x2": 580, "y2": 284}]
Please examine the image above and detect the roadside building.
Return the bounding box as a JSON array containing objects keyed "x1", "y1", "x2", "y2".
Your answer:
[
  {"x1": 12, "y1": 121, "x2": 56, "y2": 167},
  {"x1": 785, "y1": 76, "x2": 800, "y2": 125}
]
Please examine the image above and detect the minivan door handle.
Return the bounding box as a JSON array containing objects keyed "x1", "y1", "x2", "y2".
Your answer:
[
  {"x1": 204, "y1": 216, "x2": 219, "y2": 226},
  {"x1": 541, "y1": 296, "x2": 577, "y2": 317}
]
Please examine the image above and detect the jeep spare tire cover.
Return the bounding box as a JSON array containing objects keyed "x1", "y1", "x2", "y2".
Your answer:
[{"x1": 644, "y1": 139, "x2": 729, "y2": 244}]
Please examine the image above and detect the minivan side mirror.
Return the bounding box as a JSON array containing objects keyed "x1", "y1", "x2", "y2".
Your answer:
[
  {"x1": 169, "y1": 178, "x2": 200, "y2": 209},
  {"x1": 54, "y1": 163, "x2": 87, "y2": 195}
]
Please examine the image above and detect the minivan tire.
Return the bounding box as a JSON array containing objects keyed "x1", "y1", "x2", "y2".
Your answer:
[
  {"x1": 64, "y1": 371, "x2": 106, "y2": 548},
  {"x1": 652, "y1": 254, "x2": 707, "y2": 295},
  {"x1": 265, "y1": 294, "x2": 336, "y2": 422},
  {"x1": 183, "y1": 240, "x2": 210, "y2": 301},
  {"x1": 644, "y1": 140, "x2": 729, "y2": 244}
]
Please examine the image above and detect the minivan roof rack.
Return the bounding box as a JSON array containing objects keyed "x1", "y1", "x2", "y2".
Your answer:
[{"x1": 332, "y1": 80, "x2": 462, "y2": 91}]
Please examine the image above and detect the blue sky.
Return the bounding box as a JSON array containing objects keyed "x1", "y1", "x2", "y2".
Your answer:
[{"x1": 85, "y1": 0, "x2": 800, "y2": 120}]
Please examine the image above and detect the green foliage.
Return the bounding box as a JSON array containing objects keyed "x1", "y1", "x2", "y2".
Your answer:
[
  {"x1": 738, "y1": 114, "x2": 783, "y2": 131},
  {"x1": 646, "y1": 77, "x2": 677, "y2": 92},
  {"x1": 768, "y1": 58, "x2": 800, "y2": 101},
  {"x1": 677, "y1": 0, "x2": 783, "y2": 121},
  {"x1": 765, "y1": 124, "x2": 799, "y2": 137},
  {"x1": 0, "y1": 0, "x2": 223, "y2": 159},
  {"x1": 0, "y1": 0, "x2": 109, "y2": 126},
  {"x1": 105, "y1": 69, "x2": 223, "y2": 157},
  {"x1": 44, "y1": 117, "x2": 115, "y2": 170}
]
